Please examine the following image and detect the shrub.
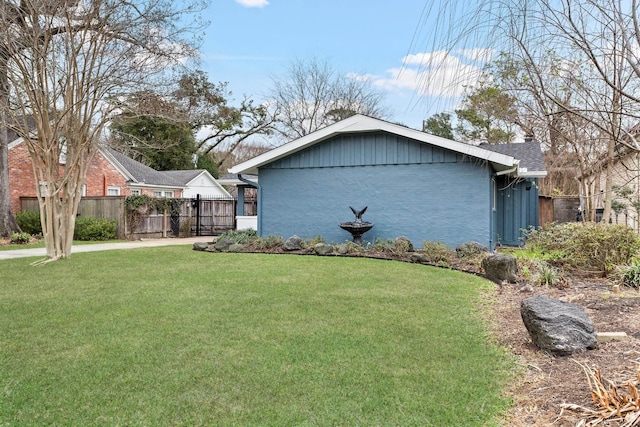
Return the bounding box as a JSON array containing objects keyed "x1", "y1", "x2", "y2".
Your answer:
[
  {"x1": 74, "y1": 217, "x2": 117, "y2": 241},
  {"x1": 533, "y1": 260, "x2": 560, "y2": 287},
  {"x1": 16, "y1": 211, "x2": 42, "y2": 235},
  {"x1": 218, "y1": 229, "x2": 258, "y2": 244},
  {"x1": 525, "y1": 222, "x2": 640, "y2": 275},
  {"x1": 617, "y1": 258, "x2": 640, "y2": 288},
  {"x1": 422, "y1": 241, "x2": 454, "y2": 265},
  {"x1": 253, "y1": 235, "x2": 284, "y2": 250},
  {"x1": 11, "y1": 231, "x2": 31, "y2": 244}
]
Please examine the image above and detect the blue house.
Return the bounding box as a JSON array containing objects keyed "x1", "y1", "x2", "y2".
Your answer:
[{"x1": 228, "y1": 115, "x2": 546, "y2": 249}]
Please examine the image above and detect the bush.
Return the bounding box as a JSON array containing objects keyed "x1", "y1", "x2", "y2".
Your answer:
[
  {"x1": 617, "y1": 258, "x2": 640, "y2": 288},
  {"x1": 11, "y1": 232, "x2": 31, "y2": 244},
  {"x1": 16, "y1": 211, "x2": 42, "y2": 235},
  {"x1": 74, "y1": 217, "x2": 117, "y2": 241},
  {"x1": 533, "y1": 260, "x2": 561, "y2": 287},
  {"x1": 218, "y1": 229, "x2": 258, "y2": 244},
  {"x1": 525, "y1": 222, "x2": 640, "y2": 275},
  {"x1": 422, "y1": 241, "x2": 454, "y2": 266}
]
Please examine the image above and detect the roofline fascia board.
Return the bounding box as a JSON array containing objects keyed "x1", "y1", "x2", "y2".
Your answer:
[
  {"x1": 228, "y1": 115, "x2": 517, "y2": 175},
  {"x1": 128, "y1": 183, "x2": 185, "y2": 190},
  {"x1": 8, "y1": 137, "x2": 25, "y2": 150},
  {"x1": 518, "y1": 170, "x2": 548, "y2": 178}
]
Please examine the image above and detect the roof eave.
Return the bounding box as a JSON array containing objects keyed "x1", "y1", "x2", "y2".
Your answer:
[{"x1": 229, "y1": 115, "x2": 518, "y2": 175}]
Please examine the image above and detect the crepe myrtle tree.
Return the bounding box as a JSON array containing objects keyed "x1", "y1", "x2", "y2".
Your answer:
[{"x1": 0, "y1": 0, "x2": 207, "y2": 261}]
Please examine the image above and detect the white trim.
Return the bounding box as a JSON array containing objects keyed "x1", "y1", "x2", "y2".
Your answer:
[
  {"x1": 229, "y1": 115, "x2": 518, "y2": 175},
  {"x1": 183, "y1": 170, "x2": 232, "y2": 198}
]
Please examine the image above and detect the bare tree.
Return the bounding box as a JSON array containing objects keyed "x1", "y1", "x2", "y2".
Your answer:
[
  {"x1": 417, "y1": 0, "x2": 640, "y2": 223},
  {"x1": 0, "y1": 0, "x2": 207, "y2": 261},
  {"x1": 269, "y1": 57, "x2": 389, "y2": 141}
]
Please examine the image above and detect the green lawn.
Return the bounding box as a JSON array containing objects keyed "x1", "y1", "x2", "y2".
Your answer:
[{"x1": 0, "y1": 247, "x2": 513, "y2": 426}]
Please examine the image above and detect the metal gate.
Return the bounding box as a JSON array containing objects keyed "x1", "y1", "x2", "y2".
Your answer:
[{"x1": 191, "y1": 195, "x2": 236, "y2": 236}]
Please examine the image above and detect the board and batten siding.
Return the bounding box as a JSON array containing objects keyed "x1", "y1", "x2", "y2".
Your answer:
[{"x1": 259, "y1": 132, "x2": 493, "y2": 248}]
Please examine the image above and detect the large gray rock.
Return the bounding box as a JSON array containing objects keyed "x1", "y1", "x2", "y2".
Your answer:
[
  {"x1": 193, "y1": 242, "x2": 210, "y2": 251},
  {"x1": 314, "y1": 243, "x2": 334, "y2": 256},
  {"x1": 395, "y1": 236, "x2": 414, "y2": 252},
  {"x1": 284, "y1": 235, "x2": 303, "y2": 251},
  {"x1": 521, "y1": 295, "x2": 598, "y2": 355},
  {"x1": 482, "y1": 253, "x2": 518, "y2": 283},
  {"x1": 214, "y1": 237, "x2": 235, "y2": 252},
  {"x1": 456, "y1": 241, "x2": 488, "y2": 258}
]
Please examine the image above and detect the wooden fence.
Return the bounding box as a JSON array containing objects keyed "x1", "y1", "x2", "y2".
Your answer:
[{"x1": 19, "y1": 195, "x2": 253, "y2": 239}]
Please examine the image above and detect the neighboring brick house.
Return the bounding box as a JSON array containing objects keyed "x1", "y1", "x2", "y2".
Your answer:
[{"x1": 8, "y1": 138, "x2": 185, "y2": 213}]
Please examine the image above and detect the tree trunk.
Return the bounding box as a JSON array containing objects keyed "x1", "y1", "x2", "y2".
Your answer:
[{"x1": 0, "y1": 61, "x2": 20, "y2": 238}]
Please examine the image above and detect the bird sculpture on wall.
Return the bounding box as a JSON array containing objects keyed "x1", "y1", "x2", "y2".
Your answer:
[{"x1": 349, "y1": 206, "x2": 367, "y2": 223}]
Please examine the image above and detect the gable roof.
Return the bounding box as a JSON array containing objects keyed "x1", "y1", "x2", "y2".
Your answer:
[
  {"x1": 479, "y1": 141, "x2": 547, "y2": 178},
  {"x1": 101, "y1": 147, "x2": 184, "y2": 188},
  {"x1": 229, "y1": 114, "x2": 543, "y2": 177},
  {"x1": 162, "y1": 169, "x2": 232, "y2": 197}
]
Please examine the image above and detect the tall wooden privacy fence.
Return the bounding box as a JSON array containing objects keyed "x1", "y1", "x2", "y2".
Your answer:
[{"x1": 20, "y1": 196, "x2": 256, "y2": 239}]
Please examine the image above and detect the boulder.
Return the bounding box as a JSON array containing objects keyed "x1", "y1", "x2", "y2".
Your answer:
[
  {"x1": 521, "y1": 295, "x2": 598, "y2": 355},
  {"x1": 284, "y1": 235, "x2": 304, "y2": 251},
  {"x1": 482, "y1": 253, "x2": 518, "y2": 283},
  {"x1": 456, "y1": 241, "x2": 488, "y2": 258},
  {"x1": 214, "y1": 237, "x2": 235, "y2": 252},
  {"x1": 228, "y1": 243, "x2": 245, "y2": 253},
  {"x1": 314, "y1": 243, "x2": 334, "y2": 256},
  {"x1": 336, "y1": 243, "x2": 349, "y2": 255},
  {"x1": 193, "y1": 242, "x2": 210, "y2": 251},
  {"x1": 395, "y1": 236, "x2": 414, "y2": 252}
]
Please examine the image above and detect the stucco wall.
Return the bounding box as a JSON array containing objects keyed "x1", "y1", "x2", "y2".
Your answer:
[{"x1": 259, "y1": 161, "x2": 492, "y2": 248}]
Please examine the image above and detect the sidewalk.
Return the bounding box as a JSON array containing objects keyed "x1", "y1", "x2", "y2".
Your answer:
[{"x1": 0, "y1": 236, "x2": 215, "y2": 260}]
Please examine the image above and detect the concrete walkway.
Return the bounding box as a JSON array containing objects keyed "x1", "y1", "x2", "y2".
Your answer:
[{"x1": 0, "y1": 236, "x2": 215, "y2": 260}]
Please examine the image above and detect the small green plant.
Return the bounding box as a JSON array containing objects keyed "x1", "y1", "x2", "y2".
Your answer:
[
  {"x1": 303, "y1": 235, "x2": 325, "y2": 247},
  {"x1": 422, "y1": 241, "x2": 454, "y2": 265},
  {"x1": 246, "y1": 234, "x2": 284, "y2": 251},
  {"x1": 533, "y1": 260, "x2": 560, "y2": 287},
  {"x1": 10, "y1": 231, "x2": 31, "y2": 244},
  {"x1": 617, "y1": 258, "x2": 640, "y2": 288},
  {"x1": 16, "y1": 211, "x2": 42, "y2": 235},
  {"x1": 218, "y1": 229, "x2": 258, "y2": 244},
  {"x1": 74, "y1": 217, "x2": 117, "y2": 241}
]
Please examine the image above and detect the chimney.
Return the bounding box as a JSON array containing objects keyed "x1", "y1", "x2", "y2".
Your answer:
[{"x1": 524, "y1": 134, "x2": 533, "y2": 143}]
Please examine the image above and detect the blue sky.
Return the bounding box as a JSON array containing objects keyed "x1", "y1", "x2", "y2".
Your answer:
[{"x1": 198, "y1": 0, "x2": 490, "y2": 131}]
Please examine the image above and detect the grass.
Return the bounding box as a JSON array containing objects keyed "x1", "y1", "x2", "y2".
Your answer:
[{"x1": 0, "y1": 247, "x2": 513, "y2": 426}]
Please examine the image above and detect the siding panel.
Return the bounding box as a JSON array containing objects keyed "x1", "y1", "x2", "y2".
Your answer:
[{"x1": 260, "y1": 162, "x2": 492, "y2": 248}]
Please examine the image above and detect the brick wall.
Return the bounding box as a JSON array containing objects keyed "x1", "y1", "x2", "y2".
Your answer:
[
  {"x1": 8, "y1": 142, "x2": 36, "y2": 213},
  {"x1": 9, "y1": 142, "x2": 181, "y2": 213}
]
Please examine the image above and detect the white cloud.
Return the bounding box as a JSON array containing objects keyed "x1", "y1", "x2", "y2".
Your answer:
[
  {"x1": 350, "y1": 50, "x2": 491, "y2": 99},
  {"x1": 235, "y1": 0, "x2": 269, "y2": 8}
]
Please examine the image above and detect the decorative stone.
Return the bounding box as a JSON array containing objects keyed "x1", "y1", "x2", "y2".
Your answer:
[
  {"x1": 456, "y1": 241, "x2": 488, "y2": 258},
  {"x1": 337, "y1": 244, "x2": 349, "y2": 255},
  {"x1": 228, "y1": 243, "x2": 245, "y2": 253},
  {"x1": 214, "y1": 237, "x2": 235, "y2": 252},
  {"x1": 596, "y1": 332, "x2": 628, "y2": 343},
  {"x1": 284, "y1": 235, "x2": 303, "y2": 251},
  {"x1": 193, "y1": 242, "x2": 210, "y2": 251},
  {"x1": 395, "y1": 236, "x2": 414, "y2": 252},
  {"x1": 521, "y1": 295, "x2": 598, "y2": 355},
  {"x1": 314, "y1": 243, "x2": 334, "y2": 256},
  {"x1": 482, "y1": 253, "x2": 518, "y2": 283}
]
